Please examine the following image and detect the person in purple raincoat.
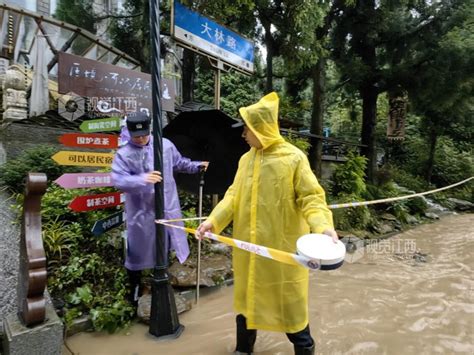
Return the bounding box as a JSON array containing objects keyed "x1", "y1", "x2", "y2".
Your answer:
[{"x1": 112, "y1": 111, "x2": 208, "y2": 307}]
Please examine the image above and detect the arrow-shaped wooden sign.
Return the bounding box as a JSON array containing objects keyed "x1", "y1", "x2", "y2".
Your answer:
[
  {"x1": 91, "y1": 211, "x2": 125, "y2": 236},
  {"x1": 52, "y1": 151, "x2": 114, "y2": 167},
  {"x1": 68, "y1": 192, "x2": 123, "y2": 212},
  {"x1": 54, "y1": 173, "x2": 113, "y2": 189},
  {"x1": 59, "y1": 133, "x2": 118, "y2": 149},
  {"x1": 79, "y1": 117, "x2": 121, "y2": 133}
]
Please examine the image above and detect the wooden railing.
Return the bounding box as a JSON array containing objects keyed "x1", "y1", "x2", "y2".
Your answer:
[
  {"x1": 17, "y1": 172, "x2": 47, "y2": 326},
  {"x1": 279, "y1": 128, "x2": 367, "y2": 161}
]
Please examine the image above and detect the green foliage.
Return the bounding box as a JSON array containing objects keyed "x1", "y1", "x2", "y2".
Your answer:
[
  {"x1": 66, "y1": 285, "x2": 94, "y2": 306},
  {"x1": 194, "y1": 67, "x2": 261, "y2": 118},
  {"x1": 386, "y1": 160, "x2": 429, "y2": 194},
  {"x1": 332, "y1": 198, "x2": 373, "y2": 232},
  {"x1": 432, "y1": 184, "x2": 473, "y2": 205},
  {"x1": 63, "y1": 308, "x2": 82, "y2": 328},
  {"x1": 284, "y1": 132, "x2": 310, "y2": 155},
  {"x1": 331, "y1": 151, "x2": 367, "y2": 197},
  {"x1": 48, "y1": 251, "x2": 132, "y2": 332},
  {"x1": 109, "y1": 0, "x2": 154, "y2": 71},
  {"x1": 279, "y1": 93, "x2": 311, "y2": 126},
  {"x1": 389, "y1": 133, "x2": 473, "y2": 189},
  {"x1": 431, "y1": 137, "x2": 473, "y2": 186},
  {"x1": 329, "y1": 152, "x2": 373, "y2": 231},
  {"x1": 54, "y1": 0, "x2": 96, "y2": 33},
  {"x1": 90, "y1": 300, "x2": 134, "y2": 333},
  {"x1": 0, "y1": 145, "x2": 79, "y2": 193},
  {"x1": 42, "y1": 219, "x2": 81, "y2": 264},
  {"x1": 0, "y1": 146, "x2": 134, "y2": 333},
  {"x1": 364, "y1": 181, "x2": 428, "y2": 222}
]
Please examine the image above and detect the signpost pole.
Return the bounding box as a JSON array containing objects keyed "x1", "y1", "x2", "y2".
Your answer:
[
  {"x1": 214, "y1": 66, "x2": 221, "y2": 110},
  {"x1": 148, "y1": 0, "x2": 183, "y2": 339},
  {"x1": 212, "y1": 63, "x2": 222, "y2": 207}
]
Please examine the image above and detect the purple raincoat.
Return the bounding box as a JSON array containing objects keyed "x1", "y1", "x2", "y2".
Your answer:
[{"x1": 112, "y1": 130, "x2": 201, "y2": 270}]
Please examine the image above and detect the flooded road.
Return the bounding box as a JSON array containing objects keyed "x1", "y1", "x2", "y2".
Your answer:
[{"x1": 65, "y1": 213, "x2": 473, "y2": 354}]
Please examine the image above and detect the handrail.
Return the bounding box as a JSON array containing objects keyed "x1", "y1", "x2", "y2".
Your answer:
[
  {"x1": 18, "y1": 172, "x2": 48, "y2": 326},
  {"x1": 280, "y1": 128, "x2": 367, "y2": 147},
  {"x1": 0, "y1": 3, "x2": 141, "y2": 69}
]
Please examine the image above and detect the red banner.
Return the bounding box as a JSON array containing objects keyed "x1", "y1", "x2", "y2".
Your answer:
[{"x1": 68, "y1": 192, "x2": 123, "y2": 212}]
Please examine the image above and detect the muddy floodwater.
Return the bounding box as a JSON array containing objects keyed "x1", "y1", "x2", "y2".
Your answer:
[{"x1": 65, "y1": 213, "x2": 473, "y2": 354}]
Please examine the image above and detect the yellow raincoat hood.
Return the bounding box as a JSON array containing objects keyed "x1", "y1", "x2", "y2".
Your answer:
[
  {"x1": 208, "y1": 92, "x2": 334, "y2": 334},
  {"x1": 239, "y1": 92, "x2": 285, "y2": 149}
]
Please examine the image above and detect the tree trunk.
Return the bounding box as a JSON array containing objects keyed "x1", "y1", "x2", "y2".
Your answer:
[
  {"x1": 360, "y1": 85, "x2": 378, "y2": 184},
  {"x1": 425, "y1": 127, "x2": 438, "y2": 183},
  {"x1": 263, "y1": 24, "x2": 274, "y2": 93},
  {"x1": 182, "y1": 49, "x2": 195, "y2": 102},
  {"x1": 309, "y1": 59, "x2": 325, "y2": 177}
]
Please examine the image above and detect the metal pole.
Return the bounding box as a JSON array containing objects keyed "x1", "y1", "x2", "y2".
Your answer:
[
  {"x1": 196, "y1": 171, "x2": 205, "y2": 303},
  {"x1": 149, "y1": 0, "x2": 184, "y2": 339},
  {"x1": 214, "y1": 67, "x2": 221, "y2": 110},
  {"x1": 212, "y1": 66, "x2": 221, "y2": 207}
]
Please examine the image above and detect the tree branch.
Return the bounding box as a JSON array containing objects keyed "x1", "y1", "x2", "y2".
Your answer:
[{"x1": 93, "y1": 12, "x2": 143, "y2": 21}]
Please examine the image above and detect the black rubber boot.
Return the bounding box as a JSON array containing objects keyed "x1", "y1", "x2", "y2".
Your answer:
[
  {"x1": 294, "y1": 343, "x2": 315, "y2": 355},
  {"x1": 235, "y1": 314, "x2": 256, "y2": 354},
  {"x1": 126, "y1": 269, "x2": 142, "y2": 308}
]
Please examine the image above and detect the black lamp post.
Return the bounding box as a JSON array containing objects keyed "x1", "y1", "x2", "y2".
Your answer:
[{"x1": 148, "y1": 0, "x2": 184, "y2": 338}]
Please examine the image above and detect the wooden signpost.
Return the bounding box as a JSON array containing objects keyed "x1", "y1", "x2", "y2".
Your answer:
[
  {"x1": 91, "y1": 211, "x2": 125, "y2": 236},
  {"x1": 68, "y1": 192, "x2": 123, "y2": 212},
  {"x1": 52, "y1": 151, "x2": 114, "y2": 167},
  {"x1": 79, "y1": 117, "x2": 121, "y2": 133},
  {"x1": 54, "y1": 53, "x2": 134, "y2": 234},
  {"x1": 54, "y1": 173, "x2": 113, "y2": 189},
  {"x1": 59, "y1": 133, "x2": 118, "y2": 149}
]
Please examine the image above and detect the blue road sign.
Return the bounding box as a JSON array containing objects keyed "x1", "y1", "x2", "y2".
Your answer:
[
  {"x1": 91, "y1": 211, "x2": 124, "y2": 236},
  {"x1": 173, "y1": 1, "x2": 254, "y2": 73}
]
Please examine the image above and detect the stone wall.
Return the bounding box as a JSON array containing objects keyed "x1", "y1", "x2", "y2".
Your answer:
[
  {"x1": 0, "y1": 190, "x2": 20, "y2": 336},
  {"x1": 0, "y1": 122, "x2": 69, "y2": 336},
  {"x1": 0, "y1": 122, "x2": 72, "y2": 164}
]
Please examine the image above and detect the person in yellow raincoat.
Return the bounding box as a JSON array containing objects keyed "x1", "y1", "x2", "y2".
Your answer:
[{"x1": 197, "y1": 92, "x2": 337, "y2": 355}]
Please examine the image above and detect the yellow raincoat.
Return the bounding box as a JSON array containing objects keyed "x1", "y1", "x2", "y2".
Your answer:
[{"x1": 208, "y1": 92, "x2": 334, "y2": 333}]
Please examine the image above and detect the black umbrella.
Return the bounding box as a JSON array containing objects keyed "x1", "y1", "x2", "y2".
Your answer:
[{"x1": 163, "y1": 108, "x2": 248, "y2": 194}]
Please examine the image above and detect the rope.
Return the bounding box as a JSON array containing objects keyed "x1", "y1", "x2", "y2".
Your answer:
[
  {"x1": 166, "y1": 177, "x2": 473, "y2": 221},
  {"x1": 328, "y1": 176, "x2": 472, "y2": 209},
  {"x1": 156, "y1": 177, "x2": 471, "y2": 270}
]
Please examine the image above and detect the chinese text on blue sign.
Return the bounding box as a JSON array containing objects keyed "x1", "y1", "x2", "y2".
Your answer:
[{"x1": 173, "y1": 2, "x2": 254, "y2": 73}]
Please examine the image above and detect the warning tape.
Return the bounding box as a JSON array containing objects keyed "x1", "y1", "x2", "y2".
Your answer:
[
  {"x1": 156, "y1": 220, "x2": 321, "y2": 270},
  {"x1": 157, "y1": 177, "x2": 471, "y2": 270}
]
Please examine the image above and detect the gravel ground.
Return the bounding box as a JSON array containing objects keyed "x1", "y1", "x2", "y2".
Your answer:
[{"x1": 0, "y1": 190, "x2": 20, "y2": 335}]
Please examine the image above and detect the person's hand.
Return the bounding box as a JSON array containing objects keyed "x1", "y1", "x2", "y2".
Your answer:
[
  {"x1": 200, "y1": 161, "x2": 209, "y2": 172},
  {"x1": 196, "y1": 220, "x2": 214, "y2": 240},
  {"x1": 145, "y1": 171, "x2": 162, "y2": 184},
  {"x1": 323, "y1": 228, "x2": 339, "y2": 243}
]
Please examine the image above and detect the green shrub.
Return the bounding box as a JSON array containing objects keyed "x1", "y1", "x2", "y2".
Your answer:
[
  {"x1": 431, "y1": 137, "x2": 473, "y2": 186},
  {"x1": 0, "y1": 145, "x2": 79, "y2": 193},
  {"x1": 331, "y1": 151, "x2": 367, "y2": 197},
  {"x1": 328, "y1": 152, "x2": 372, "y2": 231},
  {"x1": 15, "y1": 180, "x2": 130, "y2": 332},
  {"x1": 389, "y1": 166, "x2": 429, "y2": 192},
  {"x1": 284, "y1": 132, "x2": 311, "y2": 154},
  {"x1": 332, "y1": 201, "x2": 373, "y2": 232},
  {"x1": 5, "y1": 146, "x2": 133, "y2": 332},
  {"x1": 42, "y1": 219, "x2": 82, "y2": 265}
]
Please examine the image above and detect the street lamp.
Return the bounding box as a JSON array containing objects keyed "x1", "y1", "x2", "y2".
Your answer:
[{"x1": 148, "y1": 0, "x2": 184, "y2": 338}]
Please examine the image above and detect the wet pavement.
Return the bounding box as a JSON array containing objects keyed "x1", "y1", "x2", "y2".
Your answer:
[{"x1": 65, "y1": 213, "x2": 474, "y2": 354}]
